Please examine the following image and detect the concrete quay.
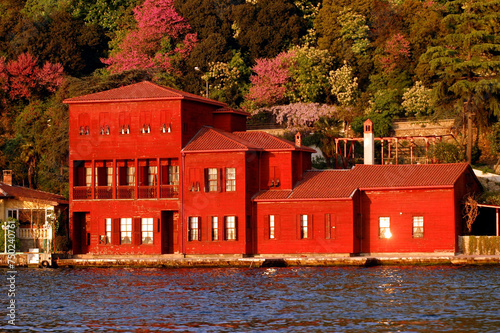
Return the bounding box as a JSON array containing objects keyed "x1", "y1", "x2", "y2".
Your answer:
[{"x1": 52, "y1": 254, "x2": 500, "y2": 268}]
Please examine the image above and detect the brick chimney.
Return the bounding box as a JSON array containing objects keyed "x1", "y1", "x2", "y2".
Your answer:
[
  {"x1": 3, "y1": 170, "x2": 12, "y2": 185},
  {"x1": 295, "y1": 132, "x2": 302, "y2": 147},
  {"x1": 363, "y1": 119, "x2": 374, "y2": 165}
]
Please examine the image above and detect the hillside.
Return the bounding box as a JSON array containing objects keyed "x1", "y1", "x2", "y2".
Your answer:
[{"x1": 0, "y1": 0, "x2": 498, "y2": 196}]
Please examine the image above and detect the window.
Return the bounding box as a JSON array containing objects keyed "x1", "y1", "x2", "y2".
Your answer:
[
  {"x1": 107, "y1": 167, "x2": 113, "y2": 186},
  {"x1": 168, "y1": 165, "x2": 179, "y2": 185},
  {"x1": 120, "y1": 218, "x2": 132, "y2": 244},
  {"x1": 148, "y1": 166, "x2": 157, "y2": 186},
  {"x1": 413, "y1": 216, "x2": 424, "y2": 238},
  {"x1": 120, "y1": 125, "x2": 130, "y2": 134},
  {"x1": 100, "y1": 125, "x2": 110, "y2": 135},
  {"x1": 189, "y1": 217, "x2": 200, "y2": 241},
  {"x1": 269, "y1": 215, "x2": 275, "y2": 239},
  {"x1": 78, "y1": 113, "x2": 90, "y2": 135},
  {"x1": 161, "y1": 123, "x2": 171, "y2": 133},
  {"x1": 7, "y1": 209, "x2": 18, "y2": 220},
  {"x1": 140, "y1": 111, "x2": 151, "y2": 133},
  {"x1": 300, "y1": 215, "x2": 308, "y2": 239},
  {"x1": 127, "y1": 166, "x2": 135, "y2": 186},
  {"x1": 105, "y1": 218, "x2": 112, "y2": 244},
  {"x1": 207, "y1": 168, "x2": 218, "y2": 192},
  {"x1": 212, "y1": 217, "x2": 219, "y2": 241},
  {"x1": 225, "y1": 216, "x2": 236, "y2": 240},
  {"x1": 142, "y1": 218, "x2": 154, "y2": 244},
  {"x1": 225, "y1": 168, "x2": 236, "y2": 191},
  {"x1": 119, "y1": 112, "x2": 131, "y2": 134},
  {"x1": 379, "y1": 217, "x2": 391, "y2": 239},
  {"x1": 85, "y1": 168, "x2": 92, "y2": 187},
  {"x1": 325, "y1": 213, "x2": 331, "y2": 239}
]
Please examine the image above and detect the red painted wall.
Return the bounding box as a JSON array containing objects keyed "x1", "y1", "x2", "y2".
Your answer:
[
  {"x1": 254, "y1": 199, "x2": 357, "y2": 255},
  {"x1": 71, "y1": 199, "x2": 180, "y2": 255},
  {"x1": 182, "y1": 151, "x2": 249, "y2": 255},
  {"x1": 213, "y1": 113, "x2": 247, "y2": 132},
  {"x1": 360, "y1": 188, "x2": 457, "y2": 254},
  {"x1": 69, "y1": 100, "x2": 184, "y2": 162}
]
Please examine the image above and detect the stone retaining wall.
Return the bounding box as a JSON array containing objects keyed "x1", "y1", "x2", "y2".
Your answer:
[{"x1": 459, "y1": 236, "x2": 500, "y2": 255}]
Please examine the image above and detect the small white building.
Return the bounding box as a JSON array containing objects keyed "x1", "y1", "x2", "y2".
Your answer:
[{"x1": 0, "y1": 171, "x2": 67, "y2": 252}]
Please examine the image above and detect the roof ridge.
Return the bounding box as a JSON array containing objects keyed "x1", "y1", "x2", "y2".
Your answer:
[
  {"x1": 4, "y1": 183, "x2": 66, "y2": 198},
  {"x1": 209, "y1": 127, "x2": 259, "y2": 149}
]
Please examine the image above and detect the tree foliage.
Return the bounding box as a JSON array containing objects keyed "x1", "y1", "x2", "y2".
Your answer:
[
  {"x1": 418, "y1": 0, "x2": 500, "y2": 124},
  {"x1": 103, "y1": 0, "x2": 198, "y2": 74}
]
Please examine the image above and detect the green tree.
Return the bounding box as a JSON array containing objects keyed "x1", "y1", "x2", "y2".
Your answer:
[
  {"x1": 232, "y1": 0, "x2": 307, "y2": 61},
  {"x1": 418, "y1": 0, "x2": 500, "y2": 161}
]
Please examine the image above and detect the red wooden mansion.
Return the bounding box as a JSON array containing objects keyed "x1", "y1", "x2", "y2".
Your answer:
[{"x1": 65, "y1": 82, "x2": 481, "y2": 257}]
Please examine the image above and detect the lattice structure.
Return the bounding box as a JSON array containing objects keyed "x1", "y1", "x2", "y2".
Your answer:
[{"x1": 334, "y1": 134, "x2": 455, "y2": 168}]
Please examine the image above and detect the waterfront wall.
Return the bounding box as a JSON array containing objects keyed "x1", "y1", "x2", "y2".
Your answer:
[{"x1": 459, "y1": 236, "x2": 500, "y2": 255}]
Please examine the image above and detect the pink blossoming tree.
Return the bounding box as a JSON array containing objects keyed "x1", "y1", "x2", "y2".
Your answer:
[
  {"x1": 103, "y1": 0, "x2": 197, "y2": 73},
  {"x1": 380, "y1": 33, "x2": 411, "y2": 72}
]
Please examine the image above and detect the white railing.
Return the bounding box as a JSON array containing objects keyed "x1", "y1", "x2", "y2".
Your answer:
[{"x1": 17, "y1": 227, "x2": 52, "y2": 240}]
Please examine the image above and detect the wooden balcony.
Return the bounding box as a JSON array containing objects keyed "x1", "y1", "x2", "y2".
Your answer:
[
  {"x1": 117, "y1": 186, "x2": 135, "y2": 199},
  {"x1": 138, "y1": 186, "x2": 157, "y2": 199},
  {"x1": 72, "y1": 184, "x2": 178, "y2": 200},
  {"x1": 160, "y1": 185, "x2": 179, "y2": 198},
  {"x1": 73, "y1": 186, "x2": 92, "y2": 200},
  {"x1": 95, "y1": 186, "x2": 113, "y2": 199}
]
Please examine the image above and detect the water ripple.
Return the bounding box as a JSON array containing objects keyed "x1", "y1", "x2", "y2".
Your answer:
[{"x1": 1, "y1": 266, "x2": 499, "y2": 332}]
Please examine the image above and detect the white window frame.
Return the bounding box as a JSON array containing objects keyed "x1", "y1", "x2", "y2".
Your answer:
[
  {"x1": 208, "y1": 168, "x2": 218, "y2": 192},
  {"x1": 379, "y1": 217, "x2": 391, "y2": 239},
  {"x1": 300, "y1": 215, "x2": 308, "y2": 239},
  {"x1": 225, "y1": 168, "x2": 236, "y2": 191},
  {"x1": 212, "y1": 216, "x2": 219, "y2": 241},
  {"x1": 189, "y1": 217, "x2": 199, "y2": 241},
  {"x1": 412, "y1": 216, "x2": 424, "y2": 238},
  {"x1": 269, "y1": 215, "x2": 275, "y2": 239},
  {"x1": 142, "y1": 218, "x2": 154, "y2": 244},
  {"x1": 120, "y1": 218, "x2": 132, "y2": 244},
  {"x1": 225, "y1": 216, "x2": 236, "y2": 241},
  {"x1": 105, "y1": 218, "x2": 112, "y2": 244}
]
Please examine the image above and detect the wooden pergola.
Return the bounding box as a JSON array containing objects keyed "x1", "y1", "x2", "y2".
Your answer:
[
  {"x1": 334, "y1": 134, "x2": 455, "y2": 168},
  {"x1": 477, "y1": 204, "x2": 500, "y2": 237}
]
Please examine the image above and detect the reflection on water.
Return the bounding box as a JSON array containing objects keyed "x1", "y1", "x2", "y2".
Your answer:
[{"x1": 2, "y1": 266, "x2": 500, "y2": 332}]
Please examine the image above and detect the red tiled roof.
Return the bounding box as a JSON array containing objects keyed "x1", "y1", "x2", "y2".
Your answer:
[
  {"x1": 252, "y1": 190, "x2": 293, "y2": 200},
  {"x1": 183, "y1": 127, "x2": 260, "y2": 152},
  {"x1": 0, "y1": 183, "x2": 67, "y2": 205},
  {"x1": 213, "y1": 108, "x2": 250, "y2": 117},
  {"x1": 254, "y1": 163, "x2": 474, "y2": 201},
  {"x1": 234, "y1": 131, "x2": 316, "y2": 152},
  {"x1": 63, "y1": 81, "x2": 226, "y2": 107}
]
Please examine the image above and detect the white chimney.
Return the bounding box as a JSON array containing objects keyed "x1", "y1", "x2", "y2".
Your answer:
[{"x1": 364, "y1": 119, "x2": 374, "y2": 165}]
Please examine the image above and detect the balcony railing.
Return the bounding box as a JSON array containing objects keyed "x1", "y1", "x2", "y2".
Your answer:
[
  {"x1": 160, "y1": 185, "x2": 179, "y2": 198},
  {"x1": 73, "y1": 186, "x2": 92, "y2": 200},
  {"x1": 95, "y1": 186, "x2": 113, "y2": 199},
  {"x1": 73, "y1": 184, "x2": 179, "y2": 200},
  {"x1": 138, "y1": 186, "x2": 157, "y2": 199},
  {"x1": 117, "y1": 186, "x2": 135, "y2": 199},
  {"x1": 18, "y1": 227, "x2": 52, "y2": 240}
]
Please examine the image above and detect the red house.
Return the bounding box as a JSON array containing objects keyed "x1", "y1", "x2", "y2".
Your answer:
[{"x1": 65, "y1": 82, "x2": 481, "y2": 257}]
